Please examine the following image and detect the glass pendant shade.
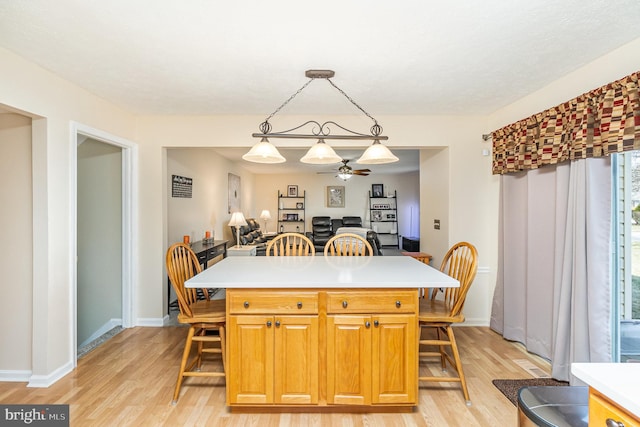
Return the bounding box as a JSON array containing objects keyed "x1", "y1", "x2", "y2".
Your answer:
[
  {"x1": 300, "y1": 139, "x2": 343, "y2": 164},
  {"x1": 356, "y1": 139, "x2": 399, "y2": 164},
  {"x1": 242, "y1": 138, "x2": 286, "y2": 163},
  {"x1": 337, "y1": 171, "x2": 353, "y2": 181}
]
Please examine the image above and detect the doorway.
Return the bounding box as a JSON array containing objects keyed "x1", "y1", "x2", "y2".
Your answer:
[
  {"x1": 72, "y1": 122, "x2": 137, "y2": 362},
  {"x1": 77, "y1": 137, "x2": 122, "y2": 348}
]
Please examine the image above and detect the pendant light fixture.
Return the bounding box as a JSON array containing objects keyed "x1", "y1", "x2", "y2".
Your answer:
[
  {"x1": 356, "y1": 139, "x2": 399, "y2": 164},
  {"x1": 244, "y1": 70, "x2": 398, "y2": 165},
  {"x1": 241, "y1": 137, "x2": 286, "y2": 163}
]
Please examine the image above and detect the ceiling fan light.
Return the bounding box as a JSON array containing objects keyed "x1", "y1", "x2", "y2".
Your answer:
[
  {"x1": 337, "y1": 170, "x2": 353, "y2": 181},
  {"x1": 242, "y1": 138, "x2": 286, "y2": 163},
  {"x1": 356, "y1": 139, "x2": 399, "y2": 164},
  {"x1": 300, "y1": 139, "x2": 343, "y2": 164}
]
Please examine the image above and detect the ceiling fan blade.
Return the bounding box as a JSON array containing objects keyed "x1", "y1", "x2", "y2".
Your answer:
[
  {"x1": 354, "y1": 168, "x2": 371, "y2": 173},
  {"x1": 353, "y1": 171, "x2": 370, "y2": 176}
]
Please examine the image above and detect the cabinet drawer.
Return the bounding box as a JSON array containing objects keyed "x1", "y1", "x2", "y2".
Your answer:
[
  {"x1": 207, "y1": 247, "x2": 225, "y2": 259},
  {"x1": 326, "y1": 291, "x2": 416, "y2": 313},
  {"x1": 229, "y1": 291, "x2": 319, "y2": 314},
  {"x1": 589, "y1": 389, "x2": 640, "y2": 427}
]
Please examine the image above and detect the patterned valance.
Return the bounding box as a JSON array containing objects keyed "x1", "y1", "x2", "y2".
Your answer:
[{"x1": 492, "y1": 71, "x2": 640, "y2": 175}]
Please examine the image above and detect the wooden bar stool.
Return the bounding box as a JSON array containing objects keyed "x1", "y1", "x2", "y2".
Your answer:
[{"x1": 402, "y1": 252, "x2": 433, "y2": 297}]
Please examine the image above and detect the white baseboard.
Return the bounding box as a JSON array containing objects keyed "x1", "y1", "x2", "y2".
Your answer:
[
  {"x1": 27, "y1": 361, "x2": 74, "y2": 388},
  {"x1": 454, "y1": 319, "x2": 490, "y2": 327},
  {"x1": 0, "y1": 370, "x2": 32, "y2": 382},
  {"x1": 136, "y1": 317, "x2": 165, "y2": 327},
  {"x1": 78, "y1": 318, "x2": 122, "y2": 349}
]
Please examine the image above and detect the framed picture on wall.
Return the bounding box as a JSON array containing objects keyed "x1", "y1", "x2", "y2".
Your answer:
[
  {"x1": 228, "y1": 173, "x2": 241, "y2": 213},
  {"x1": 287, "y1": 185, "x2": 298, "y2": 197},
  {"x1": 327, "y1": 186, "x2": 345, "y2": 208},
  {"x1": 372, "y1": 183, "x2": 384, "y2": 198}
]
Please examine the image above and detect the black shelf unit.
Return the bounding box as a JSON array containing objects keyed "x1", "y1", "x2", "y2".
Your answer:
[
  {"x1": 277, "y1": 190, "x2": 306, "y2": 233},
  {"x1": 369, "y1": 190, "x2": 399, "y2": 248}
]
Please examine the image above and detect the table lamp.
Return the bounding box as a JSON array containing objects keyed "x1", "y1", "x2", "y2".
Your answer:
[
  {"x1": 260, "y1": 209, "x2": 271, "y2": 232},
  {"x1": 229, "y1": 212, "x2": 247, "y2": 247}
]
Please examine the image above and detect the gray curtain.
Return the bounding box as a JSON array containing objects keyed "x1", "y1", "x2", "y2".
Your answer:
[{"x1": 490, "y1": 157, "x2": 612, "y2": 381}]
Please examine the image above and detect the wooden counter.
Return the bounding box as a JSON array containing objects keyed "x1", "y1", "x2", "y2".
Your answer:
[{"x1": 186, "y1": 256, "x2": 459, "y2": 412}]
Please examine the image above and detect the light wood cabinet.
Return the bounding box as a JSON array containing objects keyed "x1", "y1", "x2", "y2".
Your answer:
[
  {"x1": 326, "y1": 290, "x2": 417, "y2": 406},
  {"x1": 227, "y1": 291, "x2": 319, "y2": 405},
  {"x1": 226, "y1": 288, "x2": 418, "y2": 410},
  {"x1": 589, "y1": 388, "x2": 640, "y2": 427}
]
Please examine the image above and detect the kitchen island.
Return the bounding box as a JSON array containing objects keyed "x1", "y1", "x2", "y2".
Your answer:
[
  {"x1": 186, "y1": 256, "x2": 459, "y2": 412},
  {"x1": 572, "y1": 363, "x2": 640, "y2": 426}
]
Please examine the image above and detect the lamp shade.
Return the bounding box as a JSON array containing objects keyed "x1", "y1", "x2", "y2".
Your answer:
[
  {"x1": 242, "y1": 138, "x2": 286, "y2": 163},
  {"x1": 300, "y1": 139, "x2": 343, "y2": 164},
  {"x1": 337, "y1": 170, "x2": 353, "y2": 181},
  {"x1": 356, "y1": 139, "x2": 399, "y2": 164},
  {"x1": 229, "y1": 212, "x2": 248, "y2": 227},
  {"x1": 260, "y1": 210, "x2": 271, "y2": 220}
]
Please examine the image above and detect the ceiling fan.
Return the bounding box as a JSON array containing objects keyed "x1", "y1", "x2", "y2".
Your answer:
[{"x1": 317, "y1": 159, "x2": 371, "y2": 181}]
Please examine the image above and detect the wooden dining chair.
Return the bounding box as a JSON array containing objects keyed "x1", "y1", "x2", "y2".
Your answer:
[
  {"x1": 266, "y1": 232, "x2": 315, "y2": 256},
  {"x1": 418, "y1": 241, "x2": 478, "y2": 405},
  {"x1": 166, "y1": 242, "x2": 226, "y2": 404},
  {"x1": 323, "y1": 232, "x2": 373, "y2": 256}
]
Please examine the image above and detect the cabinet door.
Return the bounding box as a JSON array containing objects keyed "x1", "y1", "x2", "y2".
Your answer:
[
  {"x1": 327, "y1": 315, "x2": 371, "y2": 405},
  {"x1": 371, "y1": 314, "x2": 417, "y2": 404},
  {"x1": 227, "y1": 315, "x2": 274, "y2": 404},
  {"x1": 274, "y1": 315, "x2": 319, "y2": 404}
]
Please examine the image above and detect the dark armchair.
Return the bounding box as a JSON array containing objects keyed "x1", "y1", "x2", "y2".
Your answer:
[
  {"x1": 309, "y1": 215, "x2": 384, "y2": 255},
  {"x1": 310, "y1": 216, "x2": 333, "y2": 250},
  {"x1": 230, "y1": 218, "x2": 272, "y2": 255}
]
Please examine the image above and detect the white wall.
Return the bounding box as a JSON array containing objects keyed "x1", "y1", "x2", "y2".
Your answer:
[
  {"x1": 77, "y1": 139, "x2": 122, "y2": 347},
  {"x1": 167, "y1": 148, "x2": 257, "y2": 246},
  {"x1": 0, "y1": 47, "x2": 136, "y2": 384},
  {"x1": 0, "y1": 113, "x2": 32, "y2": 376}
]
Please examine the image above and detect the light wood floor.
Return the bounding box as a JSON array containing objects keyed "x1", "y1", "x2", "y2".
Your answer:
[{"x1": 0, "y1": 326, "x2": 549, "y2": 426}]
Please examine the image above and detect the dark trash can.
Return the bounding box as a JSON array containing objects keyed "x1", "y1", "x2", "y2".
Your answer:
[{"x1": 517, "y1": 386, "x2": 589, "y2": 427}]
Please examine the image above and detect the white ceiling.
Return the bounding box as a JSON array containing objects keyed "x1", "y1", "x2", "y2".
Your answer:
[{"x1": 1, "y1": 0, "x2": 639, "y2": 174}]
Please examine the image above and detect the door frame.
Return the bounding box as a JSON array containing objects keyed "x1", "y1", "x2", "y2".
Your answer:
[{"x1": 70, "y1": 121, "x2": 138, "y2": 364}]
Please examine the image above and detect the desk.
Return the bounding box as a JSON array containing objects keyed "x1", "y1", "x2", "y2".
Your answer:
[
  {"x1": 187, "y1": 256, "x2": 458, "y2": 412},
  {"x1": 190, "y1": 239, "x2": 228, "y2": 268}
]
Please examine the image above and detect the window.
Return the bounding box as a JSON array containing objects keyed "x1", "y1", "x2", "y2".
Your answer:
[{"x1": 613, "y1": 152, "x2": 640, "y2": 362}]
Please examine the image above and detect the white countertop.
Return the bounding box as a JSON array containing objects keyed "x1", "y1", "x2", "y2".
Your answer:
[
  {"x1": 572, "y1": 363, "x2": 640, "y2": 418},
  {"x1": 186, "y1": 256, "x2": 459, "y2": 289}
]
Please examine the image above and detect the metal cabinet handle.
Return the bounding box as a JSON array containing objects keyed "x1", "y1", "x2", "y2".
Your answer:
[
  {"x1": 374, "y1": 320, "x2": 379, "y2": 327},
  {"x1": 266, "y1": 320, "x2": 272, "y2": 327},
  {"x1": 396, "y1": 300, "x2": 401, "y2": 308},
  {"x1": 243, "y1": 301, "x2": 249, "y2": 308},
  {"x1": 275, "y1": 320, "x2": 281, "y2": 327},
  {"x1": 606, "y1": 419, "x2": 625, "y2": 427},
  {"x1": 365, "y1": 321, "x2": 371, "y2": 328},
  {"x1": 342, "y1": 300, "x2": 348, "y2": 308},
  {"x1": 297, "y1": 301, "x2": 303, "y2": 309}
]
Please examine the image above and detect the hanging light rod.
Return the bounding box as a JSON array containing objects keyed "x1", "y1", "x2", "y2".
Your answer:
[
  {"x1": 251, "y1": 69, "x2": 388, "y2": 141},
  {"x1": 246, "y1": 69, "x2": 397, "y2": 165}
]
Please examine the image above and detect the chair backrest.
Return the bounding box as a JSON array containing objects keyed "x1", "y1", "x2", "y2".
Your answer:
[
  {"x1": 266, "y1": 233, "x2": 316, "y2": 256},
  {"x1": 166, "y1": 242, "x2": 207, "y2": 317},
  {"x1": 324, "y1": 233, "x2": 373, "y2": 256},
  {"x1": 432, "y1": 242, "x2": 478, "y2": 316}
]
